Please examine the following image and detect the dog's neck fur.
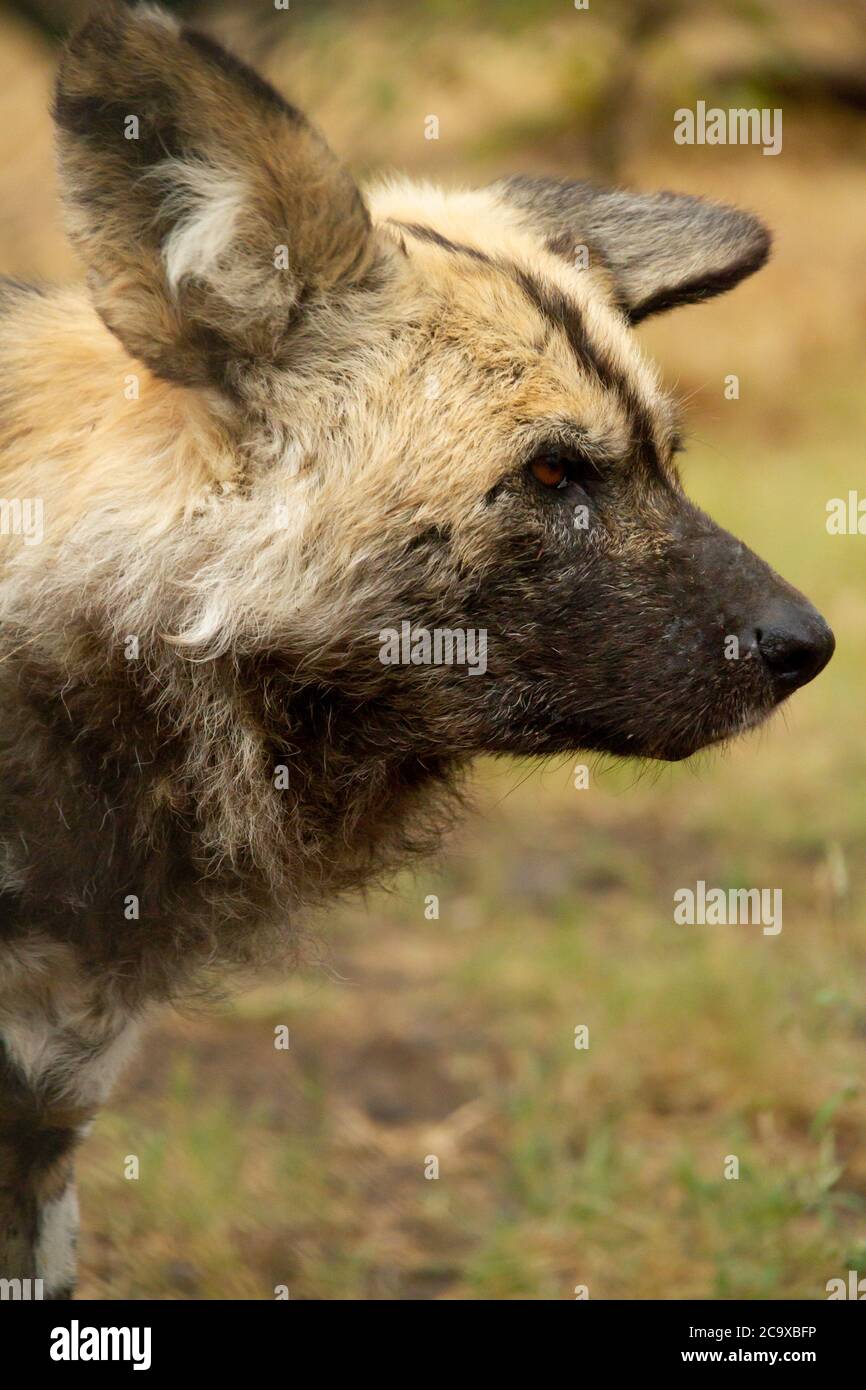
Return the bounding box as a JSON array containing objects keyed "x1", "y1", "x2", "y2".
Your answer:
[
  {"x1": 0, "y1": 287, "x2": 461, "y2": 1013},
  {"x1": 0, "y1": 614, "x2": 461, "y2": 1014}
]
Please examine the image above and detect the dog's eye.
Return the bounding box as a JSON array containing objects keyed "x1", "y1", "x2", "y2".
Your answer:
[
  {"x1": 528, "y1": 447, "x2": 595, "y2": 493},
  {"x1": 530, "y1": 453, "x2": 568, "y2": 488}
]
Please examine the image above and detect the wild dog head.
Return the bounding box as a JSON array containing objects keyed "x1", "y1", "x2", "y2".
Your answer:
[{"x1": 52, "y1": 3, "x2": 834, "y2": 771}]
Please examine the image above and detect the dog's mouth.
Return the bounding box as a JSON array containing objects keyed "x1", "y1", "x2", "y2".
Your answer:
[
  {"x1": 495, "y1": 685, "x2": 782, "y2": 763},
  {"x1": 477, "y1": 616, "x2": 832, "y2": 763},
  {"x1": 636, "y1": 622, "x2": 835, "y2": 763},
  {"x1": 649, "y1": 699, "x2": 779, "y2": 762}
]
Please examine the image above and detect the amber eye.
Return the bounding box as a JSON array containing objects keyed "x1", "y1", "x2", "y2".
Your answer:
[{"x1": 530, "y1": 453, "x2": 568, "y2": 488}]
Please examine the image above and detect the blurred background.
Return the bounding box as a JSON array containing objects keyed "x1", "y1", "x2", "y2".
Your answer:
[{"x1": 2, "y1": 0, "x2": 865, "y2": 1298}]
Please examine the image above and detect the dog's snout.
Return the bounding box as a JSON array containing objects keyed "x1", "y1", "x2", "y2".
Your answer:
[{"x1": 751, "y1": 603, "x2": 835, "y2": 692}]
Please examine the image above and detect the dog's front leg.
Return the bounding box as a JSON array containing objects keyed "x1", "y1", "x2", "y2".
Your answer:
[
  {"x1": 0, "y1": 1040, "x2": 88, "y2": 1299},
  {"x1": 0, "y1": 1013, "x2": 140, "y2": 1300}
]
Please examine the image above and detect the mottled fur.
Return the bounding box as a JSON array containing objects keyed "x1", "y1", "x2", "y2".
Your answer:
[{"x1": 0, "y1": 3, "x2": 831, "y2": 1296}]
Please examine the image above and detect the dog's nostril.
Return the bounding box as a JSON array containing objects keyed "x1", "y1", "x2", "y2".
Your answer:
[
  {"x1": 755, "y1": 608, "x2": 835, "y2": 691},
  {"x1": 761, "y1": 635, "x2": 818, "y2": 677}
]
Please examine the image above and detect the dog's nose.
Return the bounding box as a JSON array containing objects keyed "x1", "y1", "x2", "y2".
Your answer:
[{"x1": 753, "y1": 603, "x2": 835, "y2": 691}]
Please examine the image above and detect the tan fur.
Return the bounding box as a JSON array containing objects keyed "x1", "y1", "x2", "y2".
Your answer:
[
  {"x1": 0, "y1": 289, "x2": 237, "y2": 565},
  {"x1": 0, "y1": 187, "x2": 670, "y2": 608}
]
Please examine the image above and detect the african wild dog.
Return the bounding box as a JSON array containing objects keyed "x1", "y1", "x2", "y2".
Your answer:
[{"x1": 0, "y1": 3, "x2": 833, "y2": 1298}]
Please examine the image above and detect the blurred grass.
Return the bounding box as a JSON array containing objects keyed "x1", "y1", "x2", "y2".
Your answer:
[{"x1": 0, "y1": 0, "x2": 863, "y2": 1298}]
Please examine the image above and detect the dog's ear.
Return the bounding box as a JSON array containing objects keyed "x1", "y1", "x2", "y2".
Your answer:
[
  {"x1": 491, "y1": 176, "x2": 771, "y2": 324},
  {"x1": 54, "y1": 4, "x2": 375, "y2": 388}
]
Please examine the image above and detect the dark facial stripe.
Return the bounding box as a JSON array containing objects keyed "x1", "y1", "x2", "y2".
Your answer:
[
  {"x1": 388, "y1": 221, "x2": 496, "y2": 266},
  {"x1": 510, "y1": 269, "x2": 659, "y2": 465},
  {"x1": 395, "y1": 220, "x2": 660, "y2": 465},
  {"x1": 511, "y1": 267, "x2": 599, "y2": 374}
]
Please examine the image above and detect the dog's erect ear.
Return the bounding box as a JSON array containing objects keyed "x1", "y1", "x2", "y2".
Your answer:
[
  {"x1": 54, "y1": 4, "x2": 375, "y2": 388},
  {"x1": 490, "y1": 176, "x2": 771, "y2": 324}
]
